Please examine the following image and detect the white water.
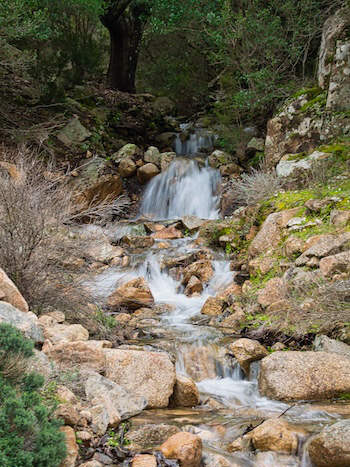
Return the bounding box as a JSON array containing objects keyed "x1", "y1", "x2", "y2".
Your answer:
[
  {"x1": 174, "y1": 124, "x2": 216, "y2": 156},
  {"x1": 139, "y1": 158, "x2": 221, "y2": 220}
]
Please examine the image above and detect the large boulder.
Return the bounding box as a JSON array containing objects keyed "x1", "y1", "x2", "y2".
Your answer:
[
  {"x1": 44, "y1": 340, "x2": 109, "y2": 372},
  {"x1": 248, "y1": 209, "x2": 300, "y2": 257},
  {"x1": 308, "y1": 420, "x2": 350, "y2": 467},
  {"x1": 43, "y1": 323, "x2": 89, "y2": 345},
  {"x1": 314, "y1": 335, "x2": 350, "y2": 359},
  {"x1": 137, "y1": 163, "x2": 160, "y2": 184},
  {"x1": 0, "y1": 268, "x2": 28, "y2": 313},
  {"x1": 160, "y1": 432, "x2": 202, "y2": 467},
  {"x1": 0, "y1": 301, "x2": 43, "y2": 343},
  {"x1": 113, "y1": 143, "x2": 141, "y2": 162},
  {"x1": 75, "y1": 174, "x2": 123, "y2": 211},
  {"x1": 200, "y1": 297, "x2": 225, "y2": 316},
  {"x1": 107, "y1": 277, "x2": 154, "y2": 311},
  {"x1": 276, "y1": 151, "x2": 330, "y2": 178},
  {"x1": 259, "y1": 351, "x2": 350, "y2": 401},
  {"x1": 84, "y1": 371, "x2": 146, "y2": 423},
  {"x1": 104, "y1": 349, "x2": 176, "y2": 408},
  {"x1": 229, "y1": 338, "x2": 268, "y2": 375}
]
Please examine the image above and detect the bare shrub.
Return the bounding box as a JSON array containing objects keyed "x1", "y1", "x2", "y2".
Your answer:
[
  {"x1": 0, "y1": 146, "x2": 127, "y2": 328},
  {"x1": 229, "y1": 166, "x2": 282, "y2": 206},
  {"x1": 276, "y1": 277, "x2": 350, "y2": 337}
]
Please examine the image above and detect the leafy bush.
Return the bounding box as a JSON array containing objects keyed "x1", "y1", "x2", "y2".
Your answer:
[{"x1": 0, "y1": 323, "x2": 66, "y2": 467}]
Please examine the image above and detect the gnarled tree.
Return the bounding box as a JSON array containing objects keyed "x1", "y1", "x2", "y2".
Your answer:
[{"x1": 101, "y1": 0, "x2": 150, "y2": 92}]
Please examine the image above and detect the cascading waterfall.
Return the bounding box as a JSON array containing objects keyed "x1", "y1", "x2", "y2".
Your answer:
[
  {"x1": 174, "y1": 123, "x2": 217, "y2": 156},
  {"x1": 139, "y1": 158, "x2": 221, "y2": 220}
]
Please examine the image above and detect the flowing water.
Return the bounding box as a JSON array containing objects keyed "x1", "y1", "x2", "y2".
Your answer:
[
  {"x1": 174, "y1": 123, "x2": 216, "y2": 156},
  {"x1": 87, "y1": 157, "x2": 348, "y2": 466}
]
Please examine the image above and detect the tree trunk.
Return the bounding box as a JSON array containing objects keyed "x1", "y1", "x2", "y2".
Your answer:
[{"x1": 101, "y1": 3, "x2": 148, "y2": 93}]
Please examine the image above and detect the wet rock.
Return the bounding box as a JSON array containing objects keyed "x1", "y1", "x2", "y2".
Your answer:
[
  {"x1": 126, "y1": 424, "x2": 180, "y2": 450},
  {"x1": 170, "y1": 375, "x2": 200, "y2": 408},
  {"x1": 314, "y1": 335, "x2": 350, "y2": 358},
  {"x1": 60, "y1": 426, "x2": 79, "y2": 467},
  {"x1": 122, "y1": 235, "x2": 155, "y2": 249},
  {"x1": 259, "y1": 351, "x2": 350, "y2": 401},
  {"x1": 295, "y1": 232, "x2": 350, "y2": 266},
  {"x1": 248, "y1": 209, "x2": 300, "y2": 257},
  {"x1": 132, "y1": 454, "x2": 157, "y2": 467},
  {"x1": 184, "y1": 276, "x2": 203, "y2": 296},
  {"x1": 229, "y1": 338, "x2": 268, "y2": 375},
  {"x1": 202, "y1": 452, "x2": 240, "y2": 467},
  {"x1": 57, "y1": 117, "x2": 91, "y2": 147},
  {"x1": 308, "y1": 419, "x2": 350, "y2": 467},
  {"x1": 201, "y1": 297, "x2": 225, "y2": 316},
  {"x1": 160, "y1": 432, "x2": 202, "y2": 467},
  {"x1": 104, "y1": 349, "x2": 175, "y2": 408},
  {"x1": 43, "y1": 323, "x2": 89, "y2": 345},
  {"x1": 144, "y1": 146, "x2": 161, "y2": 166},
  {"x1": 257, "y1": 278, "x2": 287, "y2": 308},
  {"x1": 87, "y1": 241, "x2": 124, "y2": 263},
  {"x1": 137, "y1": 163, "x2": 160, "y2": 184},
  {"x1": 248, "y1": 418, "x2": 299, "y2": 454},
  {"x1": 44, "y1": 340, "x2": 107, "y2": 372},
  {"x1": 0, "y1": 267, "x2": 28, "y2": 312},
  {"x1": 107, "y1": 277, "x2": 154, "y2": 311},
  {"x1": 180, "y1": 216, "x2": 207, "y2": 232},
  {"x1": 160, "y1": 152, "x2": 176, "y2": 171},
  {"x1": 0, "y1": 302, "x2": 43, "y2": 343},
  {"x1": 152, "y1": 226, "x2": 183, "y2": 240},
  {"x1": 84, "y1": 371, "x2": 146, "y2": 423},
  {"x1": 182, "y1": 260, "x2": 213, "y2": 285},
  {"x1": 220, "y1": 309, "x2": 245, "y2": 332},
  {"x1": 330, "y1": 209, "x2": 350, "y2": 226},
  {"x1": 118, "y1": 157, "x2": 136, "y2": 177},
  {"x1": 319, "y1": 250, "x2": 350, "y2": 278}
]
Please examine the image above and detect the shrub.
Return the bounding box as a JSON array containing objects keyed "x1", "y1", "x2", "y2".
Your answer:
[
  {"x1": 228, "y1": 167, "x2": 282, "y2": 206},
  {"x1": 0, "y1": 323, "x2": 66, "y2": 467},
  {"x1": 0, "y1": 146, "x2": 127, "y2": 316},
  {"x1": 0, "y1": 323, "x2": 34, "y2": 382}
]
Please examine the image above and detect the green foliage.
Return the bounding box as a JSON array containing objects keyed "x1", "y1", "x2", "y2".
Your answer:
[{"x1": 0, "y1": 324, "x2": 66, "y2": 467}]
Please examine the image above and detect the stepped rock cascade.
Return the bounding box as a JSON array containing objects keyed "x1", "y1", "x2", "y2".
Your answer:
[
  {"x1": 139, "y1": 158, "x2": 221, "y2": 220},
  {"x1": 174, "y1": 123, "x2": 217, "y2": 156},
  {"x1": 85, "y1": 154, "x2": 341, "y2": 467}
]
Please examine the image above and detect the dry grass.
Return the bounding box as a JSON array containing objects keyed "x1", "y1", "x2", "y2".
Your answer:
[{"x1": 228, "y1": 166, "x2": 282, "y2": 206}]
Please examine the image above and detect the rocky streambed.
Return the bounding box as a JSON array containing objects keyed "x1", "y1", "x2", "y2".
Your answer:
[{"x1": 61, "y1": 157, "x2": 349, "y2": 467}]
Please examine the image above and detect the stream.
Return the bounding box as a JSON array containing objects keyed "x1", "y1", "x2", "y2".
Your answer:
[{"x1": 87, "y1": 139, "x2": 348, "y2": 467}]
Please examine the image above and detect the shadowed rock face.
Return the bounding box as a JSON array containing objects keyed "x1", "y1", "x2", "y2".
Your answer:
[{"x1": 259, "y1": 351, "x2": 350, "y2": 401}]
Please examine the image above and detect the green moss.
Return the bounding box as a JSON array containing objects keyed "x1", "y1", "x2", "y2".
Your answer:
[
  {"x1": 300, "y1": 92, "x2": 327, "y2": 113},
  {"x1": 292, "y1": 86, "x2": 322, "y2": 100},
  {"x1": 339, "y1": 393, "x2": 350, "y2": 401},
  {"x1": 285, "y1": 152, "x2": 307, "y2": 161}
]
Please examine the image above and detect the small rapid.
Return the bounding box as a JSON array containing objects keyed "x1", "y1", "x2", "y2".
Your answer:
[{"x1": 139, "y1": 158, "x2": 221, "y2": 220}]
